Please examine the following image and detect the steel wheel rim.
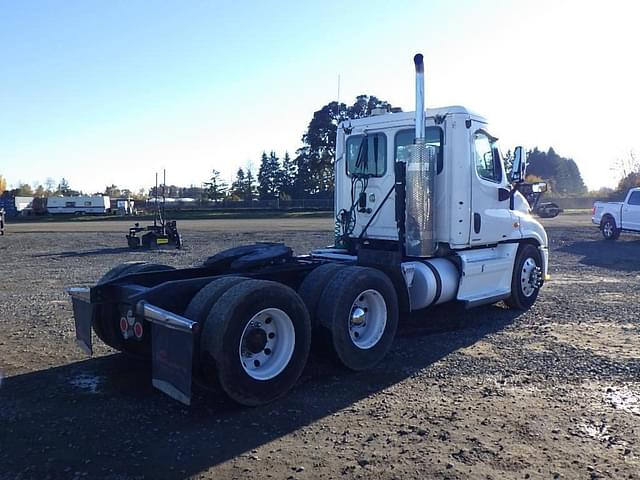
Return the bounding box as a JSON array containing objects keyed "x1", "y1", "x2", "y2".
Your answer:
[
  {"x1": 348, "y1": 289, "x2": 387, "y2": 350},
  {"x1": 238, "y1": 308, "x2": 295, "y2": 381},
  {"x1": 520, "y1": 257, "x2": 539, "y2": 297}
]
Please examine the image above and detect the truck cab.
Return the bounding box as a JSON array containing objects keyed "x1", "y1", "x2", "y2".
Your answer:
[
  {"x1": 330, "y1": 101, "x2": 548, "y2": 310},
  {"x1": 335, "y1": 107, "x2": 546, "y2": 249}
]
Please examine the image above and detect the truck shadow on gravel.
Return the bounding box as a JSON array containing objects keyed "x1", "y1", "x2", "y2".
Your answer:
[
  {"x1": 32, "y1": 247, "x2": 138, "y2": 258},
  {"x1": 1, "y1": 303, "x2": 520, "y2": 480},
  {"x1": 558, "y1": 238, "x2": 640, "y2": 272}
]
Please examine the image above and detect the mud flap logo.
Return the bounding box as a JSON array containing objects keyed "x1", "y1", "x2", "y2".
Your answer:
[{"x1": 151, "y1": 325, "x2": 193, "y2": 405}]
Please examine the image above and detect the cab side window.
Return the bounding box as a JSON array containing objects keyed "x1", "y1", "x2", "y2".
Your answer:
[
  {"x1": 473, "y1": 132, "x2": 502, "y2": 183},
  {"x1": 628, "y1": 191, "x2": 640, "y2": 205}
]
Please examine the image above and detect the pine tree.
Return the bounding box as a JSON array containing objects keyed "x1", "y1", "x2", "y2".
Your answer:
[
  {"x1": 257, "y1": 151, "x2": 283, "y2": 200},
  {"x1": 245, "y1": 169, "x2": 257, "y2": 201},
  {"x1": 204, "y1": 169, "x2": 228, "y2": 202},
  {"x1": 280, "y1": 151, "x2": 296, "y2": 198},
  {"x1": 231, "y1": 168, "x2": 247, "y2": 199}
]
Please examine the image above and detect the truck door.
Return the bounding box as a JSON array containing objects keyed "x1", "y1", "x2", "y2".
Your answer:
[
  {"x1": 469, "y1": 127, "x2": 517, "y2": 245},
  {"x1": 345, "y1": 131, "x2": 397, "y2": 240},
  {"x1": 622, "y1": 190, "x2": 640, "y2": 230}
]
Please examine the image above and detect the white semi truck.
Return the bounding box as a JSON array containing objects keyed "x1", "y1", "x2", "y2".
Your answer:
[{"x1": 67, "y1": 54, "x2": 549, "y2": 407}]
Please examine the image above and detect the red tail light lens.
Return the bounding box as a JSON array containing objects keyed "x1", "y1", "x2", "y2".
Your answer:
[{"x1": 133, "y1": 322, "x2": 143, "y2": 339}]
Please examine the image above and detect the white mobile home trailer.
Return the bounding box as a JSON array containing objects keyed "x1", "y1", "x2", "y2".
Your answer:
[{"x1": 47, "y1": 196, "x2": 111, "y2": 215}]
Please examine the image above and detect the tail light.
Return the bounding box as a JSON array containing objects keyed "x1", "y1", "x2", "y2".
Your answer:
[{"x1": 133, "y1": 322, "x2": 144, "y2": 339}]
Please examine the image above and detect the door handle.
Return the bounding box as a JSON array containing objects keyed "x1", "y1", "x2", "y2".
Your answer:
[{"x1": 473, "y1": 213, "x2": 481, "y2": 234}]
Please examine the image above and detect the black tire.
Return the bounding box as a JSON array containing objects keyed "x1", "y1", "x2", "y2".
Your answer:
[
  {"x1": 601, "y1": 216, "x2": 620, "y2": 240},
  {"x1": 317, "y1": 266, "x2": 399, "y2": 371},
  {"x1": 200, "y1": 279, "x2": 311, "y2": 406},
  {"x1": 297, "y1": 263, "x2": 347, "y2": 329},
  {"x1": 505, "y1": 244, "x2": 543, "y2": 310},
  {"x1": 93, "y1": 262, "x2": 147, "y2": 345},
  {"x1": 93, "y1": 262, "x2": 175, "y2": 354},
  {"x1": 183, "y1": 276, "x2": 249, "y2": 373},
  {"x1": 97, "y1": 261, "x2": 147, "y2": 284},
  {"x1": 184, "y1": 276, "x2": 250, "y2": 323}
]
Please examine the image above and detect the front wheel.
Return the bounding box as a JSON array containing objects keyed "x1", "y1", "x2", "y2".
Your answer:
[
  {"x1": 505, "y1": 244, "x2": 543, "y2": 310},
  {"x1": 601, "y1": 217, "x2": 620, "y2": 240}
]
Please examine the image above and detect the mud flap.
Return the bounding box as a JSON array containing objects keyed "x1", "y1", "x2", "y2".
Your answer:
[
  {"x1": 72, "y1": 297, "x2": 94, "y2": 355},
  {"x1": 151, "y1": 325, "x2": 194, "y2": 405}
]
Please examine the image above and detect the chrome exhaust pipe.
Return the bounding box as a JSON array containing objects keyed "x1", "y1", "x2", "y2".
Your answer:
[
  {"x1": 405, "y1": 52, "x2": 435, "y2": 257},
  {"x1": 413, "y1": 53, "x2": 425, "y2": 142}
]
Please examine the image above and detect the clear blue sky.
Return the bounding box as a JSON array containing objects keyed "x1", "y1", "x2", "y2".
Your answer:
[{"x1": 1, "y1": 0, "x2": 638, "y2": 193}]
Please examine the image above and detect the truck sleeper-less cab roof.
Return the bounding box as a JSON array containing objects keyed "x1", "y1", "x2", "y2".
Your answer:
[{"x1": 340, "y1": 106, "x2": 488, "y2": 131}]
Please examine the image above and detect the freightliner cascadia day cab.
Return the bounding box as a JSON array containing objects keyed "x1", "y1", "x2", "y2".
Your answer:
[{"x1": 66, "y1": 54, "x2": 549, "y2": 406}]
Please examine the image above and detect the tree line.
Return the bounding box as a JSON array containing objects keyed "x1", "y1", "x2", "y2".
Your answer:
[
  {"x1": 203, "y1": 95, "x2": 394, "y2": 202},
  {"x1": 0, "y1": 177, "x2": 79, "y2": 198},
  {"x1": 5, "y1": 93, "x2": 637, "y2": 201},
  {"x1": 524, "y1": 147, "x2": 587, "y2": 195}
]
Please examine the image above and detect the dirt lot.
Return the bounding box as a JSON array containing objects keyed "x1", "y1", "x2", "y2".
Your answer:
[{"x1": 1, "y1": 213, "x2": 638, "y2": 480}]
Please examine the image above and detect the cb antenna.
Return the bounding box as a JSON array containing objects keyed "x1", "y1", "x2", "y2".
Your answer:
[
  {"x1": 161, "y1": 169, "x2": 166, "y2": 229},
  {"x1": 153, "y1": 172, "x2": 158, "y2": 228}
]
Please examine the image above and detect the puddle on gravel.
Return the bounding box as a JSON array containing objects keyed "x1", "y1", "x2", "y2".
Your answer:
[
  {"x1": 69, "y1": 373, "x2": 104, "y2": 394},
  {"x1": 605, "y1": 386, "x2": 640, "y2": 416},
  {"x1": 580, "y1": 420, "x2": 611, "y2": 442}
]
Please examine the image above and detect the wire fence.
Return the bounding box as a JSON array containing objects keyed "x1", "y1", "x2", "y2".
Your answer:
[{"x1": 142, "y1": 198, "x2": 334, "y2": 211}]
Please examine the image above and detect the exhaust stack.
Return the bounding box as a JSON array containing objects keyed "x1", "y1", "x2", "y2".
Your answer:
[
  {"x1": 405, "y1": 53, "x2": 436, "y2": 257},
  {"x1": 414, "y1": 53, "x2": 425, "y2": 142}
]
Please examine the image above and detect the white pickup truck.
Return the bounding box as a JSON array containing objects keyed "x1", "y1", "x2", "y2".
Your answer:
[{"x1": 592, "y1": 187, "x2": 640, "y2": 239}]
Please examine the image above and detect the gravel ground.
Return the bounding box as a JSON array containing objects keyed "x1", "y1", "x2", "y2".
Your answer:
[{"x1": 0, "y1": 214, "x2": 638, "y2": 480}]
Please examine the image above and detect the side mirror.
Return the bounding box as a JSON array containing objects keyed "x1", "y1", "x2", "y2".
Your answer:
[
  {"x1": 532, "y1": 182, "x2": 547, "y2": 193},
  {"x1": 511, "y1": 146, "x2": 527, "y2": 183}
]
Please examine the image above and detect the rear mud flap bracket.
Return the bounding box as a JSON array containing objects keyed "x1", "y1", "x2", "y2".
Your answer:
[{"x1": 139, "y1": 301, "x2": 199, "y2": 406}]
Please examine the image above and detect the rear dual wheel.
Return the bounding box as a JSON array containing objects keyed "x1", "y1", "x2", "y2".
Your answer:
[
  {"x1": 196, "y1": 279, "x2": 311, "y2": 406},
  {"x1": 306, "y1": 265, "x2": 399, "y2": 371}
]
